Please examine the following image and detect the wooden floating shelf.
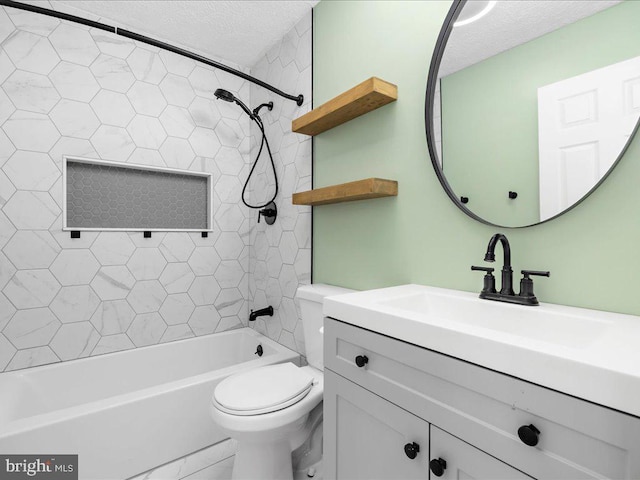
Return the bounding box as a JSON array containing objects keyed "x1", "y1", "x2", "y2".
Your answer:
[
  {"x1": 292, "y1": 178, "x2": 398, "y2": 206},
  {"x1": 292, "y1": 77, "x2": 398, "y2": 136}
]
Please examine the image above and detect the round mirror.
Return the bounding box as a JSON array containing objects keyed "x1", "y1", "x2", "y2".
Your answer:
[{"x1": 426, "y1": 0, "x2": 640, "y2": 227}]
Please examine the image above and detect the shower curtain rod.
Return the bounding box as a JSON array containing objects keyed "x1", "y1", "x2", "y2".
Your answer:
[{"x1": 0, "y1": 0, "x2": 305, "y2": 106}]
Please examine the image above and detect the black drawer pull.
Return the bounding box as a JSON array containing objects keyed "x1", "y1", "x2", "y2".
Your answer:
[
  {"x1": 429, "y1": 458, "x2": 447, "y2": 477},
  {"x1": 355, "y1": 355, "x2": 369, "y2": 368},
  {"x1": 518, "y1": 424, "x2": 540, "y2": 447},
  {"x1": 404, "y1": 442, "x2": 419, "y2": 459}
]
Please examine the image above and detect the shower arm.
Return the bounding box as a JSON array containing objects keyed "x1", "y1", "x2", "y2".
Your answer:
[
  {"x1": 253, "y1": 102, "x2": 274, "y2": 117},
  {"x1": 0, "y1": 0, "x2": 305, "y2": 106}
]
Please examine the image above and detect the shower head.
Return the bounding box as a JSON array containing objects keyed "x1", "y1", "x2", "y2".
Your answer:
[
  {"x1": 214, "y1": 88, "x2": 254, "y2": 119},
  {"x1": 214, "y1": 88, "x2": 235, "y2": 102}
]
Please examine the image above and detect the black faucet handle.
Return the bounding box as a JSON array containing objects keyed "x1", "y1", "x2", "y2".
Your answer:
[
  {"x1": 257, "y1": 204, "x2": 277, "y2": 225},
  {"x1": 519, "y1": 270, "x2": 549, "y2": 305},
  {"x1": 521, "y1": 270, "x2": 550, "y2": 278},
  {"x1": 471, "y1": 266, "x2": 497, "y2": 295},
  {"x1": 471, "y1": 266, "x2": 495, "y2": 273}
]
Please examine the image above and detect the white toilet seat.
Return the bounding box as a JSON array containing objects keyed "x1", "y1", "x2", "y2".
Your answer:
[
  {"x1": 213, "y1": 363, "x2": 315, "y2": 416},
  {"x1": 211, "y1": 366, "x2": 324, "y2": 435}
]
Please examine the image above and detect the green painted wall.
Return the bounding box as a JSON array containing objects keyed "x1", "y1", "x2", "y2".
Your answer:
[
  {"x1": 441, "y1": 1, "x2": 640, "y2": 226},
  {"x1": 312, "y1": 0, "x2": 640, "y2": 317}
]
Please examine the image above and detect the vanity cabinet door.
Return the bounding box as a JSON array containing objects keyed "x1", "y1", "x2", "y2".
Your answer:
[
  {"x1": 430, "y1": 426, "x2": 533, "y2": 480},
  {"x1": 324, "y1": 369, "x2": 430, "y2": 480}
]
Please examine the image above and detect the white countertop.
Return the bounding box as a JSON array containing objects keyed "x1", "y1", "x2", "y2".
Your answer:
[{"x1": 324, "y1": 284, "x2": 640, "y2": 418}]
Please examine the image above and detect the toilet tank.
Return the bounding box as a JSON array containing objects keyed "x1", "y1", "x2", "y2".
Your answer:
[{"x1": 296, "y1": 283, "x2": 355, "y2": 370}]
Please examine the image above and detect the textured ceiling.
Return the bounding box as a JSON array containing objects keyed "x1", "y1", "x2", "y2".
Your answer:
[
  {"x1": 439, "y1": 0, "x2": 623, "y2": 77},
  {"x1": 50, "y1": 0, "x2": 318, "y2": 68}
]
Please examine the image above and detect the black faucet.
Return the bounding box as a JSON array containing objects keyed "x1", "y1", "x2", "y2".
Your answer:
[
  {"x1": 249, "y1": 306, "x2": 274, "y2": 322},
  {"x1": 472, "y1": 233, "x2": 549, "y2": 306},
  {"x1": 484, "y1": 233, "x2": 514, "y2": 296}
]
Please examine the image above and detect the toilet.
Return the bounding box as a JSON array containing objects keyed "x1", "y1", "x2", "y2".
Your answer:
[{"x1": 210, "y1": 283, "x2": 354, "y2": 480}]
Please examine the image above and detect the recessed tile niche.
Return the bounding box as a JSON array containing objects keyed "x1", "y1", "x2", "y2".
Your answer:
[{"x1": 63, "y1": 157, "x2": 212, "y2": 231}]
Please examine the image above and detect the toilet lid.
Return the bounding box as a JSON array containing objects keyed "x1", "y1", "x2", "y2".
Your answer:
[{"x1": 213, "y1": 363, "x2": 315, "y2": 416}]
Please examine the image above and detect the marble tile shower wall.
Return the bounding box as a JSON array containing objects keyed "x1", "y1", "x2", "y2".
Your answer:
[
  {"x1": 0, "y1": 6, "x2": 256, "y2": 371},
  {"x1": 247, "y1": 13, "x2": 312, "y2": 357}
]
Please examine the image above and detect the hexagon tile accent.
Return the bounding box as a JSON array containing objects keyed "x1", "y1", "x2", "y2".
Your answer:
[
  {"x1": 91, "y1": 90, "x2": 135, "y2": 127},
  {"x1": 0, "y1": 5, "x2": 312, "y2": 372},
  {"x1": 4, "y1": 308, "x2": 61, "y2": 349},
  {"x1": 3, "y1": 270, "x2": 61, "y2": 309},
  {"x1": 90, "y1": 233, "x2": 136, "y2": 266},
  {"x1": 3, "y1": 30, "x2": 60, "y2": 75},
  {"x1": 3, "y1": 231, "x2": 60, "y2": 269},
  {"x1": 126, "y1": 280, "x2": 167, "y2": 314},
  {"x1": 3, "y1": 151, "x2": 59, "y2": 191},
  {"x1": 91, "y1": 266, "x2": 136, "y2": 301},
  {"x1": 128, "y1": 312, "x2": 167, "y2": 347},
  {"x1": 3, "y1": 111, "x2": 60, "y2": 152},
  {"x1": 90, "y1": 300, "x2": 135, "y2": 335},
  {"x1": 50, "y1": 286, "x2": 100, "y2": 324},
  {"x1": 127, "y1": 249, "x2": 168, "y2": 280},
  {"x1": 50, "y1": 322, "x2": 100, "y2": 361},
  {"x1": 65, "y1": 160, "x2": 209, "y2": 230},
  {"x1": 50, "y1": 250, "x2": 101, "y2": 286},
  {"x1": 3, "y1": 70, "x2": 60, "y2": 114}
]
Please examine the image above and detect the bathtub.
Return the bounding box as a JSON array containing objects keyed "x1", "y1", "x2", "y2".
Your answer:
[{"x1": 0, "y1": 328, "x2": 299, "y2": 480}]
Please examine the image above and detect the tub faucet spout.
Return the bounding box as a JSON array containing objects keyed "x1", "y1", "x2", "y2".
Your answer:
[{"x1": 249, "y1": 306, "x2": 274, "y2": 322}]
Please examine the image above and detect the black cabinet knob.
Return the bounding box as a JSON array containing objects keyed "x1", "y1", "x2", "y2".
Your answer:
[
  {"x1": 404, "y1": 442, "x2": 420, "y2": 460},
  {"x1": 355, "y1": 355, "x2": 368, "y2": 368},
  {"x1": 429, "y1": 458, "x2": 447, "y2": 477},
  {"x1": 517, "y1": 424, "x2": 540, "y2": 447}
]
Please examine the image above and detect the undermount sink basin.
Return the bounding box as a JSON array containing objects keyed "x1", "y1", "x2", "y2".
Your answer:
[
  {"x1": 323, "y1": 284, "x2": 640, "y2": 418},
  {"x1": 377, "y1": 289, "x2": 610, "y2": 349}
]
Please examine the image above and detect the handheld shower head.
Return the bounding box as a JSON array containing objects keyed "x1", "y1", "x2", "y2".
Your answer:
[
  {"x1": 214, "y1": 88, "x2": 254, "y2": 119},
  {"x1": 214, "y1": 88, "x2": 235, "y2": 102}
]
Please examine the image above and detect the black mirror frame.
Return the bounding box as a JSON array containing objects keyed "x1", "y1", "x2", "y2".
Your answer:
[{"x1": 424, "y1": 0, "x2": 640, "y2": 229}]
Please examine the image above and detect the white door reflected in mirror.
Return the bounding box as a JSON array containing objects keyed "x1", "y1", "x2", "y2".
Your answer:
[{"x1": 538, "y1": 55, "x2": 640, "y2": 221}]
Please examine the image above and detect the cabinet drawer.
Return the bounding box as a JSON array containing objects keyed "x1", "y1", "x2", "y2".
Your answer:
[{"x1": 325, "y1": 317, "x2": 640, "y2": 479}]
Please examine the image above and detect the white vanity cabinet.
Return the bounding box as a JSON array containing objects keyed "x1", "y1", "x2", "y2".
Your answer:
[{"x1": 323, "y1": 317, "x2": 640, "y2": 479}]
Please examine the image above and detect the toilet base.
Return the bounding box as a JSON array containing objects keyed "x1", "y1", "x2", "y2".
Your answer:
[
  {"x1": 232, "y1": 439, "x2": 293, "y2": 480},
  {"x1": 292, "y1": 404, "x2": 323, "y2": 472}
]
